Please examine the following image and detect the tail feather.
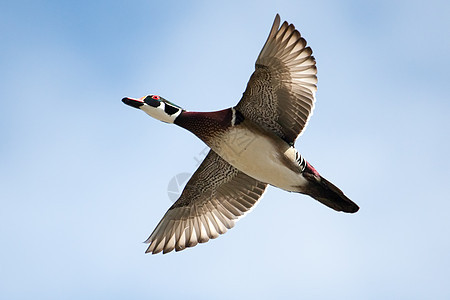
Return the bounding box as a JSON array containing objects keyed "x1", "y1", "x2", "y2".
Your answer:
[{"x1": 300, "y1": 175, "x2": 359, "y2": 213}]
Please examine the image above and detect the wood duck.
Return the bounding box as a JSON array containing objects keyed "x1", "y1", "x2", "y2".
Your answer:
[{"x1": 122, "y1": 14, "x2": 359, "y2": 254}]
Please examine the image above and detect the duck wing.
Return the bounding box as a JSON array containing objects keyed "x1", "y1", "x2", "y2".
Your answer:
[
  {"x1": 144, "y1": 150, "x2": 267, "y2": 254},
  {"x1": 236, "y1": 14, "x2": 317, "y2": 144}
]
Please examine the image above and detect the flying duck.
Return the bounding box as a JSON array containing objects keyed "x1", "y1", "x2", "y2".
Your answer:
[{"x1": 122, "y1": 14, "x2": 359, "y2": 254}]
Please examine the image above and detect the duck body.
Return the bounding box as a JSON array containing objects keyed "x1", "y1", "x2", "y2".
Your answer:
[{"x1": 175, "y1": 107, "x2": 306, "y2": 192}]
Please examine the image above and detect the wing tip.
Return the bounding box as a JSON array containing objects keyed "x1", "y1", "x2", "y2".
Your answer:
[{"x1": 274, "y1": 13, "x2": 281, "y2": 27}]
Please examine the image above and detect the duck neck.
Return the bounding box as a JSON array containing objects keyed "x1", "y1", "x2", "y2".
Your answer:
[{"x1": 174, "y1": 108, "x2": 233, "y2": 144}]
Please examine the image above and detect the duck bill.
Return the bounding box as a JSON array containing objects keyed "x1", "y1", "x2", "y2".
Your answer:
[{"x1": 122, "y1": 97, "x2": 145, "y2": 109}]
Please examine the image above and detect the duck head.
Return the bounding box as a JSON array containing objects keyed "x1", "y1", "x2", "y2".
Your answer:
[{"x1": 122, "y1": 95, "x2": 184, "y2": 124}]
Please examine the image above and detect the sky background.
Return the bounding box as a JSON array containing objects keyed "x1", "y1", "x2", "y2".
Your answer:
[{"x1": 1, "y1": 0, "x2": 449, "y2": 299}]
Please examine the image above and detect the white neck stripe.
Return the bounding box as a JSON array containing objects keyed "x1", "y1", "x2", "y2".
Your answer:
[{"x1": 231, "y1": 107, "x2": 236, "y2": 126}]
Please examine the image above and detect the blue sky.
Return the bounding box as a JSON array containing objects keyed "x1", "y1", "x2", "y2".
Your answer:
[{"x1": 1, "y1": 0, "x2": 449, "y2": 299}]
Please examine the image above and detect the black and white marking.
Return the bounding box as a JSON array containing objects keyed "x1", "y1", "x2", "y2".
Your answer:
[
  {"x1": 295, "y1": 149, "x2": 307, "y2": 172},
  {"x1": 164, "y1": 103, "x2": 180, "y2": 115},
  {"x1": 139, "y1": 95, "x2": 183, "y2": 124},
  {"x1": 231, "y1": 107, "x2": 245, "y2": 126}
]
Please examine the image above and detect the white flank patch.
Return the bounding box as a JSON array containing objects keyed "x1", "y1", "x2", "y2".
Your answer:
[{"x1": 214, "y1": 125, "x2": 307, "y2": 191}]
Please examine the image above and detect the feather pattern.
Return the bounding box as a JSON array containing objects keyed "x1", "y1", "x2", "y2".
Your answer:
[
  {"x1": 236, "y1": 14, "x2": 317, "y2": 144},
  {"x1": 144, "y1": 150, "x2": 267, "y2": 254}
]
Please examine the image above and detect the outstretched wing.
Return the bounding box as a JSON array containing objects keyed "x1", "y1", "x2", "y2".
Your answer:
[
  {"x1": 145, "y1": 150, "x2": 267, "y2": 254},
  {"x1": 236, "y1": 14, "x2": 317, "y2": 144}
]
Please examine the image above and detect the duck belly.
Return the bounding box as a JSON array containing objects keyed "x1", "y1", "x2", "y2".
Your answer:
[{"x1": 212, "y1": 125, "x2": 306, "y2": 191}]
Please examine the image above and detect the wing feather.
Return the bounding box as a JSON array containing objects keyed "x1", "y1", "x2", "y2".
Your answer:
[
  {"x1": 144, "y1": 150, "x2": 267, "y2": 254},
  {"x1": 237, "y1": 14, "x2": 317, "y2": 144}
]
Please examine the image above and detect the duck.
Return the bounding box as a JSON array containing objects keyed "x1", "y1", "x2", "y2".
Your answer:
[{"x1": 122, "y1": 14, "x2": 359, "y2": 255}]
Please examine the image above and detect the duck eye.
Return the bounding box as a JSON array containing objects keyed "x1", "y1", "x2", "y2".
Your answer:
[
  {"x1": 152, "y1": 95, "x2": 160, "y2": 100},
  {"x1": 144, "y1": 95, "x2": 161, "y2": 108}
]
